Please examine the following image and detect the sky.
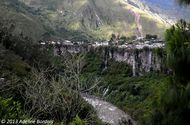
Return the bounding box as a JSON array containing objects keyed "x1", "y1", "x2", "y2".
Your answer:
[{"x1": 142, "y1": 0, "x2": 190, "y2": 21}]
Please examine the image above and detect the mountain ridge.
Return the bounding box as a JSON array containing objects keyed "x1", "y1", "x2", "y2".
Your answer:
[
  {"x1": 18, "y1": 0, "x2": 171, "y2": 39},
  {"x1": 1, "y1": 0, "x2": 171, "y2": 41},
  {"x1": 142, "y1": 0, "x2": 190, "y2": 21}
]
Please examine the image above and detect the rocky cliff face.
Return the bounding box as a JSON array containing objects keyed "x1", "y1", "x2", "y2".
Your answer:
[
  {"x1": 103, "y1": 48, "x2": 165, "y2": 76},
  {"x1": 54, "y1": 44, "x2": 166, "y2": 76}
]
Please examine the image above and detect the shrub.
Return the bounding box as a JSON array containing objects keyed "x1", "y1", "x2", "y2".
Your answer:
[{"x1": 0, "y1": 96, "x2": 26, "y2": 119}]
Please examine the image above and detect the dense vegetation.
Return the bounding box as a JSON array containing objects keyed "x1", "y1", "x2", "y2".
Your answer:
[
  {"x1": 1, "y1": 0, "x2": 190, "y2": 125},
  {"x1": 0, "y1": 23, "x2": 103, "y2": 124},
  {"x1": 0, "y1": 0, "x2": 92, "y2": 42},
  {"x1": 80, "y1": 47, "x2": 168, "y2": 124},
  {"x1": 80, "y1": 20, "x2": 190, "y2": 125},
  {"x1": 149, "y1": 19, "x2": 190, "y2": 125},
  {"x1": 5, "y1": 0, "x2": 166, "y2": 40},
  {"x1": 178, "y1": 0, "x2": 190, "y2": 5}
]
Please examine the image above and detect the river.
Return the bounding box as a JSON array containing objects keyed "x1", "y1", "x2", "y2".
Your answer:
[{"x1": 81, "y1": 93, "x2": 139, "y2": 125}]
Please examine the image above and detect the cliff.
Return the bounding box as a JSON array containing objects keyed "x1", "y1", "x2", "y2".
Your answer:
[
  {"x1": 52, "y1": 41, "x2": 166, "y2": 76},
  {"x1": 104, "y1": 47, "x2": 166, "y2": 76}
]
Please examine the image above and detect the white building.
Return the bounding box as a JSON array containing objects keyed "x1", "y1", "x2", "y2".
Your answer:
[{"x1": 63, "y1": 40, "x2": 73, "y2": 45}]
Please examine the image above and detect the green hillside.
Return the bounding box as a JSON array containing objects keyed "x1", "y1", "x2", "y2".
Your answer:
[
  {"x1": 0, "y1": 0, "x2": 170, "y2": 41},
  {"x1": 19, "y1": 0, "x2": 168, "y2": 40},
  {"x1": 0, "y1": 0, "x2": 48, "y2": 41},
  {"x1": 0, "y1": 0, "x2": 90, "y2": 42}
]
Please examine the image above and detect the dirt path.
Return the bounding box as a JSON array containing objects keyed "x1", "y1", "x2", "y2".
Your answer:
[{"x1": 81, "y1": 94, "x2": 139, "y2": 125}]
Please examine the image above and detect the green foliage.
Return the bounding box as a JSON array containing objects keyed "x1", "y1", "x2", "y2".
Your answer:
[
  {"x1": 0, "y1": 47, "x2": 31, "y2": 77},
  {"x1": 145, "y1": 34, "x2": 157, "y2": 39},
  {"x1": 147, "y1": 20, "x2": 190, "y2": 125},
  {"x1": 148, "y1": 80, "x2": 190, "y2": 125},
  {"x1": 0, "y1": 96, "x2": 26, "y2": 119},
  {"x1": 0, "y1": 0, "x2": 47, "y2": 42},
  {"x1": 80, "y1": 20, "x2": 190, "y2": 125},
  {"x1": 177, "y1": 0, "x2": 190, "y2": 5},
  {"x1": 82, "y1": 52, "x2": 102, "y2": 74},
  {"x1": 69, "y1": 115, "x2": 86, "y2": 125},
  {"x1": 82, "y1": 49, "x2": 169, "y2": 124},
  {"x1": 0, "y1": 25, "x2": 54, "y2": 71},
  {"x1": 18, "y1": 0, "x2": 166, "y2": 40},
  {"x1": 104, "y1": 74, "x2": 169, "y2": 124},
  {"x1": 0, "y1": 24, "x2": 103, "y2": 124},
  {"x1": 165, "y1": 19, "x2": 190, "y2": 82},
  {"x1": 104, "y1": 61, "x2": 132, "y2": 77}
]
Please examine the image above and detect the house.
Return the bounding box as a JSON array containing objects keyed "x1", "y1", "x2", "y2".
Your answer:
[
  {"x1": 63, "y1": 40, "x2": 73, "y2": 45},
  {"x1": 40, "y1": 42, "x2": 46, "y2": 45},
  {"x1": 101, "y1": 41, "x2": 109, "y2": 46}
]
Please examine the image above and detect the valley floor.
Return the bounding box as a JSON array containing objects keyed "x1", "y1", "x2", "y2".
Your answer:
[{"x1": 82, "y1": 93, "x2": 139, "y2": 125}]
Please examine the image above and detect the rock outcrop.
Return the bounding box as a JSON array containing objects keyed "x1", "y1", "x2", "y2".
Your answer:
[
  {"x1": 103, "y1": 47, "x2": 165, "y2": 76},
  {"x1": 81, "y1": 93, "x2": 139, "y2": 125},
  {"x1": 54, "y1": 41, "x2": 166, "y2": 76}
]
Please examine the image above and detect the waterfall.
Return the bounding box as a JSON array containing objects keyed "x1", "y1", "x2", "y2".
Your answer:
[
  {"x1": 57, "y1": 44, "x2": 165, "y2": 75},
  {"x1": 105, "y1": 59, "x2": 108, "y2": 69},
  {"x1": 103, "y1": 87, "x2": 109, "y2": 97},
  {"x1": 132, "y1": 53, "x2": 136, "y2": 76},
  {"x1": 103, "y1": 49, "x2": 109, "y2": 71},
  {"x1": 148, "y1": 51, "x2": 152, "y2": 72},
  {"x1": 103, "y1": 58, "x2": 108, "y2": 71}
]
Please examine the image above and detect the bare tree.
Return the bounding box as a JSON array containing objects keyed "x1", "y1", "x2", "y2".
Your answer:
[
  {"x1": 0, "y1": 54, "x2": 101, "y2": 123},
  {"x1": 21, "y1": 69, "x2": 85, "y2": 122},
  {"x1": 62, "y1": 53, "x2": 101, "y2": 93}
]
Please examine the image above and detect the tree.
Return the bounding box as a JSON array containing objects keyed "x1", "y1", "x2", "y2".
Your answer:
[
  {"x1": 165, "y1": 19, "x2": 190, "y2": 82},
  {"x1": 177, "y1": 0, "x2": 190, "y2": 5},
  {"x1": 0, "y1": 96, "x2": 26, "y2": 119},
  {"x1": 150, "y1": 20, "x2": 190, "y2": 125},
  {"x1": 0, "y1": 55, "x2": 102, "y2": 124}
]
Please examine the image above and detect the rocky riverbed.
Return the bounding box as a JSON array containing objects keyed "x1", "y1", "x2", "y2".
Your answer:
[{"x1": 81, "y1": 94, "x2": 139, "y2": 125}]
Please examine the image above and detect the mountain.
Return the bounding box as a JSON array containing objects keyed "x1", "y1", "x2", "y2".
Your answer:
[
  {"x1": 18, "y1": 0, "x2": 170, "y2": 40},
  {"x1": 0, "y1": 0, "x2": 92, "y2": 42},
  {"x1": 142, "y1": 0, "x2": 190, "y2": 22},
  {"x1": 0, "y1": 0, "x2": 48, "y2": 41},
  {"x1": 1, "y1": 0, "x2": 172, "y2": 41}
]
